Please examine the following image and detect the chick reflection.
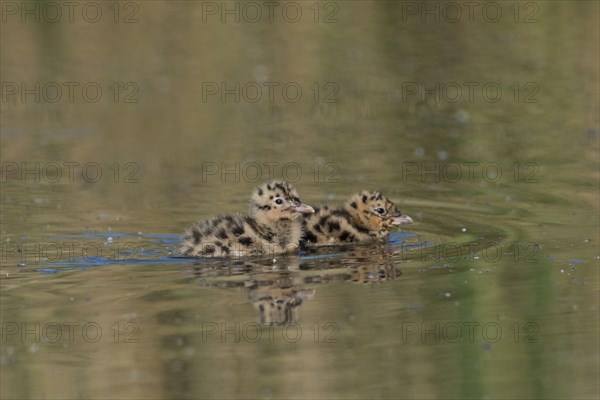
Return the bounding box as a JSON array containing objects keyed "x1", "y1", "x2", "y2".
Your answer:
[
  {"x1": 191, "y1": 257, "x2": 316, "y2": 326},
  {"x1": 249, "y1": 285, "x2": 315, "y2": 326},
  {"x1": 191, "y1": 248, "x2": 401, "y2": 326}
]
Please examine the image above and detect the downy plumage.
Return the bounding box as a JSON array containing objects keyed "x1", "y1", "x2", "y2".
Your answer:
[
  {"x1": 302, "y1": 190, "x2": 413, "y2": 246},
  {"x1": 180, "y1": 181, "x2": 314, "y2": 257}
]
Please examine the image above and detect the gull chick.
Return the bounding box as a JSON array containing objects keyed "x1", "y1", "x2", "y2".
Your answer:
[
  {"x1": 180, "y1": 181, "x2": 314, "y2": 257},
  {"x1": 302, "y1": 190, "x2": 413, "y2": 246}
]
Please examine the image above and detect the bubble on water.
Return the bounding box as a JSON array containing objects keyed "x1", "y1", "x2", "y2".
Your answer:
[
  {"x1": 129, "y1": 369, "x2": 143, "y2": 382},
  {"x1": 314, "y1": 156, "x2": 325, "y2": 165},
  {"x1": 414, "y1": 147, "x2": 425, "y2": 157},
  {"x1": 184, "y1": 347, "x2": 195, "y2": 356},
  {"x1": 455, "y1": 109, "x2": 470, "y2": 123},
  {"x1": 252, "y1": 65, "x2": 269, "y2": 83},
  {"x1": 461, "y1": 228, "x2": 467, "y2": 232},
  {"x1": 219, "y1": 369, "x2": 233, "y2": 379},
  {"x1": 444, "y1": 292, "x2": 451, "y2": 298}
]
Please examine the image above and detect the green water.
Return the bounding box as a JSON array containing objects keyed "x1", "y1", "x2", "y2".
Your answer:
[{"x1": 1, "y1": 1, "x2": 598, "y2": 399}]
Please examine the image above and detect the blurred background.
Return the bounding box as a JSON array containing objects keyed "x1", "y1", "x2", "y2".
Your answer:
[{"x1": 1, "y1": 1, "x2": 598, "y2": 399}]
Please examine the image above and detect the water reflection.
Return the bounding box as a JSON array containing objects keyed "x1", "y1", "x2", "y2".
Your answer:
[
  {"x1": 187, "y1": 246, "x2": 406, "y2": 326},
  {"x1": 1, "y1": 0, "x2": 598, "y2": 398}
]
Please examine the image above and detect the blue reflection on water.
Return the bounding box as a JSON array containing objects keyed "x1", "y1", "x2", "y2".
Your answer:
[{"x1": 36, "y1": 231, "x2": 424, "y2": 273}]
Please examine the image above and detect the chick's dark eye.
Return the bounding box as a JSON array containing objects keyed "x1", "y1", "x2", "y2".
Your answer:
[
  {"x1": 275, "y1": 198, "x2": 284, "y2": 205},
  {"x1": 376, "y1": 208, "x2": 385, "y2": 214}
]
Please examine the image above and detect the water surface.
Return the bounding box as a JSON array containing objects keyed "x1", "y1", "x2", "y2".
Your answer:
[{"x1": 1, "y1": 1, "x2": 599, "y2": 399}]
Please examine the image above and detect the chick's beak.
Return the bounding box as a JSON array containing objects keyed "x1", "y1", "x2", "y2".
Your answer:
[
  {"x1": 293, "y1": 203, "x2": 315, "y2": 214},
  {"x1": 390, "y1": 214, "x2": 414, "y2": 225}
]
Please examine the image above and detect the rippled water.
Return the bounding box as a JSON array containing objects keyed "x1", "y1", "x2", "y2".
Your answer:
[{"x1": 1, "y1": 1, "x2": 599, "y2": 399}]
